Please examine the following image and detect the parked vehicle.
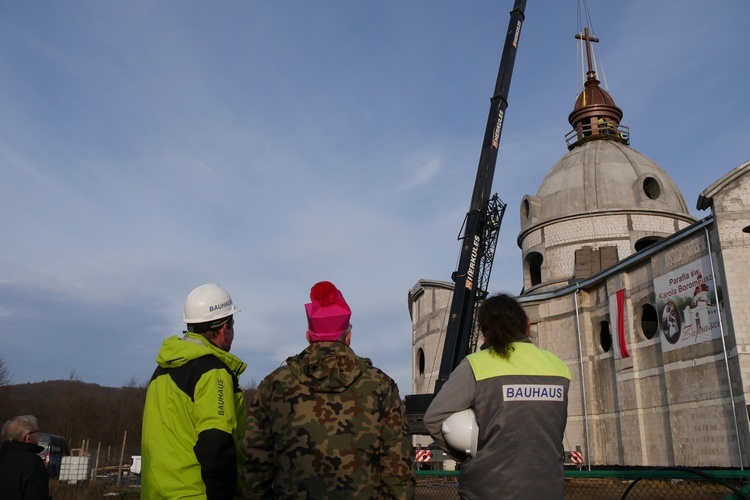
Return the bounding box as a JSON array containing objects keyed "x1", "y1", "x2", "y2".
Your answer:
[{"x1": 37, "y1": 432, "x2": 70, "y2": 478}]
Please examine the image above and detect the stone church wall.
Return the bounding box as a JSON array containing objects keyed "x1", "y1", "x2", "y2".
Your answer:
[{"x1": 518, "y1": 229, "x2": 744, "y2": 467}]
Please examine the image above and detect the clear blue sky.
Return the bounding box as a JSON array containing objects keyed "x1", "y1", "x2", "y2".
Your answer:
[{"x1": 2, "y1": 1, "x2": 748, "y2": 394}]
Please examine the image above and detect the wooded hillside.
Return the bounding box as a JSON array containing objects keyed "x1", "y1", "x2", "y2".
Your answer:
[
  {"x1": 0, "y1": 374, "x2": 257, "y2": 466},
  {"x1": 0, "y1": 379, "x2": 147, "y2": 464}
]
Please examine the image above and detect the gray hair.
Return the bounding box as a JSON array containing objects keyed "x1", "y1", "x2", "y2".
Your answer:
[{"x1": 1, "y1": 415, "x2": 39, "y2": 442}]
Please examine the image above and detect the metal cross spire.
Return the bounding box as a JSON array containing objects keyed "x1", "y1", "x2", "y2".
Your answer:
[{"x1": 575, "y1": 26, "x2": 600, "y2": 78}]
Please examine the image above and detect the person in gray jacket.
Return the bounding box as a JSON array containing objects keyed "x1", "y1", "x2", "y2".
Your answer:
[{"x1": 424, "y1": 293, "x2": 571, "y2": 500}]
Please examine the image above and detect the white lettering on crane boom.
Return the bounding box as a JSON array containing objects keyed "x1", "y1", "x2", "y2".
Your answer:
[
  {"x1": 512, "y1": 20, "x2": 522, "y2": 48},
  {"x1": 466, "y1": 235, "x2": 481, "y2": 291},
  {"x1": 492, "y1": 109, "x2": 504, "y2": 149}
]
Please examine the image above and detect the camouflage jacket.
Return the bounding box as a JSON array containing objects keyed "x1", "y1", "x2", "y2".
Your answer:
[{"x1": 242, "y1": 342, "x2": 415, "y2": 499}]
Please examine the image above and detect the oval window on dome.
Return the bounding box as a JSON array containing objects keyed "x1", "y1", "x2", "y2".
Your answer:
[
  {"x1": 522, "y1": 198, "x2": 530, "y2": 220},
  {"x1": 643, "y1": 176, "x2": 661, "y2": 200}
]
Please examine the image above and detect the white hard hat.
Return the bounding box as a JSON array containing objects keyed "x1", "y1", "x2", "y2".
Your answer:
[
  {"x1": 441, "y1": 408, "x2": 479, "y2": 456},
  {"x1": 183, "y1": 283, "x2": 241, "y2": 324}
]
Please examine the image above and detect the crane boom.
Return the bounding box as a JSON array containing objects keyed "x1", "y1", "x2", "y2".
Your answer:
[
  {"x1": 436, "y1": 0, "x2": 525, "y2": 391},
  {"x1": 406, "y1": 0, "x2": 527, "y2": 434}
]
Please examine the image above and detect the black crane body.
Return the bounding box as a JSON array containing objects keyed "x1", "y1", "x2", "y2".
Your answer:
[{"x1": 405, "y1": 0, "x2": 527, "y2": 434}]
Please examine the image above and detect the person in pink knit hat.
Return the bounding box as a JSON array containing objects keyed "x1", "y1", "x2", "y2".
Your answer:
[
  {"x1": 243, "y1": 281, "x2": 415, "y2": 499},
  {"x1": 304, "y1": 280, "x2": 353, "y2": 343}
]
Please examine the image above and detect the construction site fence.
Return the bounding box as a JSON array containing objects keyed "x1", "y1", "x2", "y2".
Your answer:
[{"x1": 415, "y1": 467, "x2": 750, "y2": 499}]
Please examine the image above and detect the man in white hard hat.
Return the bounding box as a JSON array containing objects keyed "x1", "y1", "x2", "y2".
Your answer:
[{"x1": 141, "y1": 284, "x2": 247, "y2": 499}]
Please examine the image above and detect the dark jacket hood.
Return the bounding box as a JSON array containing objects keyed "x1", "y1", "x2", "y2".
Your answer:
[{"x1": 286, "y1": 342, "x2": 370, "y2": 393}]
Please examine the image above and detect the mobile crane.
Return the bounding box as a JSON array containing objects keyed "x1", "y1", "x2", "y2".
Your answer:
[{"x1": 405, "y1": 0, "x2": 527, "y2": 434}]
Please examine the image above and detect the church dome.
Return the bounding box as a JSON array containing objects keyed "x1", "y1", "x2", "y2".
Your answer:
[
  {"x1": 520, "y1": 140, "x2": 693, "y2": 234},
  {"x1": 517, "y1": 25, "x2": 697, "y2": 293}
]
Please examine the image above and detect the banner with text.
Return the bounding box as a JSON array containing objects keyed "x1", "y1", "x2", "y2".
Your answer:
[{"x1": 654, "y1": 254, "x2": 723, "y2": 352}]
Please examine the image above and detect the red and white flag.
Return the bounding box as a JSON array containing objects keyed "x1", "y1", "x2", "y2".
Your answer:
[{"x1": 609, "y1": 289, "x2": 630, "y2": 361}]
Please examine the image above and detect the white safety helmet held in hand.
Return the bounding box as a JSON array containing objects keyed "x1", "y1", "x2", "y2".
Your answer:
[
  {"x1": 183, "y1": 283, "x2": 241, "y2": 324},
  {"x1": 442, "y1": 408, "x2": 479, "y2": 456}
]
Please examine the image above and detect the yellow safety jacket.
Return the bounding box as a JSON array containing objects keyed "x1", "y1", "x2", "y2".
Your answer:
[{"x1": 141, "y1": 332, "x2": 247, "y2": 499}]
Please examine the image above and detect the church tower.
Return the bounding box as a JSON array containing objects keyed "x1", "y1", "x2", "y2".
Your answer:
[{"x1": 518, "y1": 28, "x2": 695, "y2": 294}]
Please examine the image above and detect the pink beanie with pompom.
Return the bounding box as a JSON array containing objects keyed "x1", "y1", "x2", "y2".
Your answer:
[{"x1": 305, "y1": 281, "x2": 351, "y2": 342}]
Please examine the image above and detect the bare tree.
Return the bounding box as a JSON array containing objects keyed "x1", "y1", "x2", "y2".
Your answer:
[
  {"x1": 0, "y1": 358, "x2": 12, "y2": 386},
  {"x1": 243, "y1": 379, "x2": 258, "y2": 405},
  {"x1": 124, "y1": 375, "x2": 147, "y2": 389}
]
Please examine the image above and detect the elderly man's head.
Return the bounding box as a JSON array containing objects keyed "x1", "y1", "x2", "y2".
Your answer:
[{"x1": 1, "y1": 415, "x2": 40, "y2": 445}]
